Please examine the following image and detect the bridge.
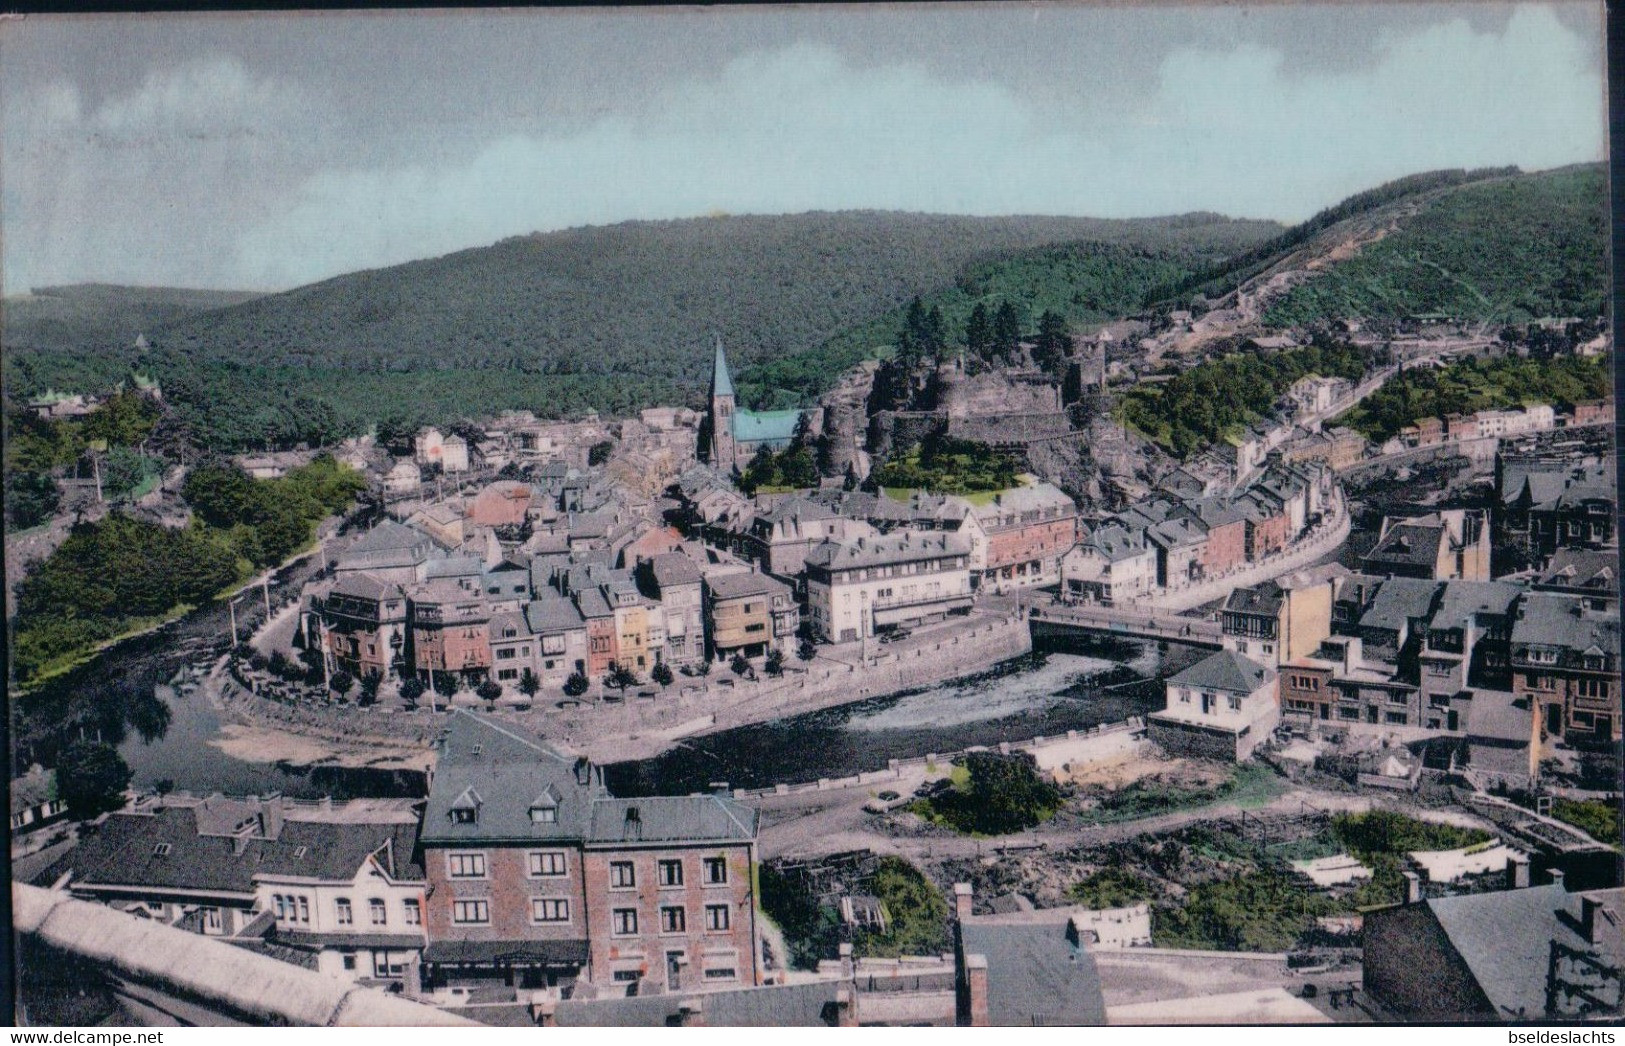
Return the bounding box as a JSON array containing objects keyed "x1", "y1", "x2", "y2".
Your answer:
[{"x1": 1027, "y1": 600, "x2": 1223, "y2": 648}]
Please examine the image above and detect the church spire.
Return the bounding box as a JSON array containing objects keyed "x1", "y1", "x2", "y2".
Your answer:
[{"x1": 711, "y1": 335, "x2": 735, "y2": 400}]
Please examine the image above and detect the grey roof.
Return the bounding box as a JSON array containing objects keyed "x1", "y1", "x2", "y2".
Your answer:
[
  {"x1": 346, "y1": 519, "x2": 433, "y2": 557},
  {"x1": 421, "y1": 556, "x2": 484, "y2": 580},
  {"x1": 1426, "y1": 886, "x2": 1625, "y2": 1019},
  {"x1": 10, "y1": 766, "x2": 57, "y2": 816},
  {"x1": 585, "y1": 795, "x2": 758, "y2": 847},
  {"x1": 960, "y1": 921, "x2": 1106, "y2": 1026},
  {"x1": 646, "y1": 551, "x2": 704, "y2": 589},
  {"x1": 711, "y1": 337, "x2": 736, "y2": 399},
  {"x1": 423, "y1": 939, "x2": 589, "y2": 966},
  {"x1": 574, "y1": 586, "x2": 614, "y2": 619},
  {"x1": 554, "y1": 982, "x2": 844, "y2": 1027},
  {"x1": 1464, "y1": 689, "x2": 1534, "y2": 744},
  {"x1": 1081, "y1": 524, "x2": 1150, "y2": 563},
  {"x1": 524, "y1": 596, "x2": 585, "y2": 634},
  {"x1": 804, "y1": 532, "x2": 970, "y2": 571},
  {"x1": 1365, "y1": 521, "x2": 1446, "y2": 570},
  {"x1": 706, "y1": 571, "x2": 792, "y2": 601},
  {"x1": 1511, "y1": 593, "x2": 1620, "y2": 652},
  {"x1": 1224, "y1": 581, "x2": 1283, "y2": 617},
  {"x1": 1430, "y1": 580, "x2": 1523, "y2": 631},
  {"x1": 1146, "y1": 515, "x2": 1208, "y2": 550},
  {"x1": 1358, "y1": 578, "x2": 1443, "y2": 635},
  {"x1": 421, "y1": 712, "x2": 602, "y2": 846},
  {"x1": 1167, "y1": 649, "x2": 1275, "y2": 694},
  {"x1": 328, "y1": 572, "x2": 404, "y2": 602},
  {"x1": 1537, "y1": 549, "x2": 1620, "y2": 593},
  {"x1": 47, "y1": 806, "x2": 422, "y2": 895},
  {"x1": 757, "y1": 496, "x2": 837, "y2": 526},
  {"x1": 1185, "y1": 496, "x2": 1247, "y2": 530}
]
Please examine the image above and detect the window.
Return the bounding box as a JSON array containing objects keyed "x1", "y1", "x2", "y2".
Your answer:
[
  {"x1": 612, "y1": 908, "x2": 639, "y2": 936},
  {"x1": 613, "y1": 970, "x2": 640, "y2": 983},
  {"x1": 531, "y1": 898, "x2": 570, "y2": 924},
  {"x1": 704, "y1": 967, "x2": 737, "y2": 981},
  {"x1": 529, "y1": 851, "x2": 567, "y2": 878},
  {"x1": 1226, "y1": 696, "x2": 1242, "y2": 712},
  {"x1": 202, "y1": 907, "x2": 223, "y2": 933},
  {"x1": 342, "y1": 955, "x2": 357, "y2": 971},
  {"x1": 297, "y1": 897, "x2": 309, "y2": 923},
  {"x1": 498, "y1": 668, "x2": 519, "y2": 681},
  {"x1": 452, "y1": 808, "x2": 477, "y2": 825},
  {"x1": 610, "y1": 861, "x2": 636, "y2": 889},
  {"x1": 335, "y1": 898, "x2": 353, "y2": 925},
  {"x1": 530, "y1": 805, "x2": 557, "y2": 824},
  {"x1": 152, "y1": 843, "x2": 171, "y2": 857},
  {"x1": 448, "y1": 852, "x2": 487, "y2": 878},
  {"x1": 452, "y1": 900, "x2": 490, "y2": 925},
  {"x1": 369, "y1": 899, "x2": 387, "y2": 926},
  {"x1": 274, "y1": 895, "x2": 287, "y2": 920},
  {"x1": 403, "y1": 899, "x2": 421, "y2": 926},
  {"x1": 1579, "y1": 678, "x2": 1610, "y2": 698},
  {"x1": 660, "y1": 906, "x2": 687, "y2": 934},
  {"x1": 703, "y1": 858, "x2": 728, "y2": 885},
  {"x1": 658, "y1": 860, "x2": 684, "y2": 888},
  {"x1": 705, "y1": 905, "x2": 731, "y2": 932},
  {"x1": 1384, "y1": 711, "x2": 1408, "y2": 725}
]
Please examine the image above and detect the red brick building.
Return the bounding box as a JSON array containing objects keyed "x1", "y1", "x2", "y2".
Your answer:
[
  {"x1": 969, "y1": 482, "x2": 1078, "y2": 592},
  {"x1": 321, "y1": 573, "x2": 408, "y2": 680},
  {"x1": 420, "y1": 712, "x2": 762, "y2": 994},
  {"x1": 407, "y1": 579, "x2": 493, "y2": 683},
  {"x1": 1510, "y1": 593, "x2": 1621, "y2": 743}
]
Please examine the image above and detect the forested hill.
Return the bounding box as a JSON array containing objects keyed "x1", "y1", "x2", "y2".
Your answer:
[{"x1": 150, "y1": 211, "x2": 1276, "y2": 383}]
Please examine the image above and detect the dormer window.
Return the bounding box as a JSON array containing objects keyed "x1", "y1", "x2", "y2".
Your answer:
[
  {"x1": 153, "y1": 843, "x2": 171, "y2": 857},
  {"x1": 450, "y1": 786, "x2": 483, "y2": 824},
  {"x1": 529, "y1": 785, "x2": 561, "y2": 824}
]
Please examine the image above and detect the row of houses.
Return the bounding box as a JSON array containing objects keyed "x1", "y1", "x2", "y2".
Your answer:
[
  {"x1": 1060, "y1": 460, "x2": 1339, "y2": 606},
  {"x1": 1393, "y1": 399, "x2": 1612, "y2": 451}
]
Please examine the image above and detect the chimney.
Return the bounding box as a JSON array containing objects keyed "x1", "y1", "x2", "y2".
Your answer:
[
  {"x1": 963, "y1": 953, "x2": 990, "y2": 1028},
  {"x1": 1507, "y1": 854, "x2": 1530, "y2": 890},
  {"x1": 953, "y1": 882, "x2": 974, "y2": 923},
  {"x1": 1402, "y1": 870, "x2": 1422, "y2": 905},
  {"x1": 675, "y1": 998, "x2": 705, "y2": 1027},
  {"x1": 834, "y1": 988, "x2": 858, "y2": 1028},
  {"x1": 1550, "y1": 869, "x2": 1566, "y2": 891},
  {"x1": 1580, "y1": 897, "x2": 1602, "y2": 944},
  {"x1": 261, "y1": 793, "x2": 285, "y2": 840},
  {"x1": 838, "y1": 942, "x2": 854, "y2": 980}
]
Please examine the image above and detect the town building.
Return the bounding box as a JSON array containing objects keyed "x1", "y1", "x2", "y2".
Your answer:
[
  {"x1": 804, "y1": 532, "x2": 974, "y2": 642},
  {"x1": 415, "y1": 428, "x2": 470, "y2": 474},
  {"x1": 9, "y1": 765, "x2": 68, "y2": 836},
  {"x1": 330, "y1": 519, "x2": 444, "y2": 586},
  {"x1": 406, "y1": 579, "x2": 494, "y2": 686},
  {"x1": 321, "y1": 574, "x2": 409, "y2": 681},
  {"x1": 744, "y1": 498, "x2": 879, "y2": 578},
  {"x1": 704, "y1": 571, "x2": 798, "y2": 661},
  {"x1": 1059, "y1": 525, "x2": 1156, "y2": 607},
  {"x1": 384, "y1": 459, "x2": 424, "y2": 496},
  {"x1": 467, "y1": 481, "x2": 533, "y2": 530},
  {"x1": 637, "y1": 553, "x2": 706, "y2": 668},
  {"x1": 1148, "y1": 650, "x2": 1280, "y2": 761},
  {"x1": 1362, "y1": 510, "x2": 1490, "y2": 581},
  {"x1": 967, "y1": 482, "x2": 1078, "y2": 593},
  {"x1": 1510, "y1": 593, "x2": 1620, "y2": 743},
  {"x1": 1534, "y1": 549, "x2": 1620, "y2": 611},
  {"x1": 35, "y1": 794, "x2": 426, "y2": 984},
  {"x1": 418, "y1": 712, "x2": 762, "y2": 996}
]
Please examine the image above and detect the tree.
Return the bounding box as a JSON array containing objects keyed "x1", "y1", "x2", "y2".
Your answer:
[
  {"x1": 518, "y1": 668, "x2": 541, "y2": 697},
  {"x1": 1033, "y1": 310, "x2": 1071, "y2": 376},
  {"x1": 432, "y1": 671, "x2": 461, "y2": 699},
  {"x1": 181, "y1": 463, "x2": 259, "y2": 528},
  {"x1": 563, "y1": 672, "x2": 590, "y2": 697},
  {"x1": 797, "y1": 639, "x2": 817, "y2": 662},
  {"x1": 99, "y1": 447, "x2": 148, "y2": 500},
  {"x1": 929, "y1": 752, "x2": 1062, "y2": 835},
  {"x1": 965, "y1": 303, "x2": 992, "y2": 364},
  {"x1": 329, "y1": 670, "x2": 355, "y2": 696},
  {"x1": 588, "y1": 440, "x2": 615, "y2": 467},
  {"x1": 695, "y1": 659, "x2": 713, "y2": 677},
  {"x1": 358, "y1": 670, "x2": 382, "y2": 706},
  {"x1": 765, "y1": 648, "x2": 785, "y2": 676},
  {"x1": 605, "y1": 661, "x2": 639, "y2": 692},
  {"x1": 476, "y1": 678, "x2": 503, "y2": 704},
  {"x1": 56, "y1": 740, "x2": 132, "y2": 819},
  {"x1": 730, "y1": 652, "x2": 751, "y2": 676},
  {"x1": 651, "y1": 661, "x2": 674, "y2": 688},
  {"x1": 741, "y1": 444, "x2": 778, "y2": 492},
  {"x1": 399, "y1": 676, "x2": 428, "y2": 708},
  {"x1": 5, "y1": 470, "x2": 60, "y2": 529},
  {"x1": 993, "y1": 301, "x2": 1022, "y2": 363},
  {"x1": 777, "y1": 446, "x2": 819, "y2": 490}
]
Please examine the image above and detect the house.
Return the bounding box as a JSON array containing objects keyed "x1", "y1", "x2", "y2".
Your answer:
[
  {"x1": 1148, "y1": 650, "x2": 1280, "y2": 761},
  {"x1": 415, "y1": 428, "x2": 470, "y2": 474},
  {"x1": 418, "y1": 712, "x2": 762, "y2": 996},
  {"x1": 384, "y1": 459, "x2": 423, "y2": 496},
  {"x1": 744, "y1": 498, "x2": 879, "y2": 578},
  {"x1": 1415, "y1": 580, "x2": 1521, "y2": 729},
  {"x1": 408, "y1": 502, "x2": 467, "y2": 550},
  {"x1": 1463, "y1": 688, "x2": 1539, "y2": 788},
  {"x1": 1363, "y1": 510, "x2": 1490, "y2": 581},
  {"x1": 331, "y1": 519, "x2": 443, "y2": 585},
  {"x1": 1181, "y1": 497, "x2": 1249, "y2": 578},
  {"x1": 10, "y1": 766, "x2": 68, "y2": 835},
  {"x1": 467, "y1": 481, "x2": 533, "y2": 530},
  {"x1": 1364, "y1": 882, "x2": 1624, "y2": 1021},
  {"x1": 406, "y1": 579, "x2": 493, "y2": 685},
  {"x1": 637, "y1": 553, "x2": 706, "y2": 667},
  {"x1": 967, "y1": 482, "x2": 1079, "y2": 593},
  {"x1": 704, "y1": 572, "x2": 798, "y2": 660},
  {"x1": 36, "y1": 794, "x2": 426, "y2": 984},
  {"x1": 321, "y1": 573, "x2": 409, "y2": 681},
  {"x1": 1059, "y1": 525, "x2": 1155, "y2": 607},
  {"x1": 521, "y1": 596, "x2": 590, "y2": 690},
  {"x1": 803, "y1": 533, "x2": 974, "y2": 643},
  {"x1": 953, "y1": 883, "x2": 1107, "y2": 1027},
  {"x1": 1510, "y1": 593, "x2": 1620, "y2": 743},
  {"x1": 1146, "y1": 516, "x2": 1209, "y2": 590}
]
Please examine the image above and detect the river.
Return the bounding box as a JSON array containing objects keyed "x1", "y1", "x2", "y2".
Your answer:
[{"x1": 605, "y1": 633, "x2": 1208, "y2": 796}]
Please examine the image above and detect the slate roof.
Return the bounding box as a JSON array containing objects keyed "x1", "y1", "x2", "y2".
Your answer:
[
  {"x1": 1538, "y1": 549, "x2": 1620, "y2": 594},
  {"x1": 585, "y1": 795, "x2": 758, "y2": 847},
  {"x1": 711, "y1": 338, "x2": 735, "y2": 399},
  {"x1": 1080, "y1": 524, "x2": 1150, "y2": 563},
  {"x1": 1224, "y1": 582, "x2": 1283, "y2": 618},
  {"x1": 757, "y1": 497, "x2": 837, "y2": 526},
  {"x1": 1430, "y1": 580, "x2": 1523, "y2": 631},
  {"x1": 524, "y1": 596, "x2": 585, "y2": 634},
  {"x1": 1511, "y1": 593, "x2": 1620, "y2": 652},
  {"x1": 804, "y1": 532, "x2": 971, "y2": 571},
  {"x1": 1147, "y1": 515, "x2": 1208, "y2": 551},
  {"x1": 646, "y1": 551, "x2": 703, "y2": 589},
  {"x1": 1365, "y1": 520, "x2": 1446, "y2": 571},
  {"x1": 960, "y1": 921, "x2": 1107, "y2": 1026},
  {"x1": 423, "y1": 939, "x2": 589, "y2": 966},
  {"x1": 10, "y1": 766, "x2": 57, "y2": 816},
  {"x1": 1424, "y1": 885, "x2": 1625, "y2": 1019},
  {"x1": 1464, "y1": 689, "x2": 1534, "y2": 744},
  {"x1": 421, "y1": 712, "x2": 601, "y2": 846},
  {"x1": 706, "y1": 571, "x2": 792, "y2": 601},
  {"x1": 1358, "y1": 578, "x2": 1443, "y2": 636},
  {"x1": 346, "y1": 520, "x2": 433, "y2": 557},
  {"x1": 1167, "y1": 650, "x2": 1275, "y2": 695},
  {"x1": 328, "y1": 573, "x2": 403, "y2": 602},
  {"x1": 731, "y1": 409, "x2": 803, "y2": 444}
]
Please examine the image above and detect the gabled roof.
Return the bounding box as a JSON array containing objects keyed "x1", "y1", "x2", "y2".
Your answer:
[
  {"x1": 421, "y1": 711, "x2": 600, "y2": 845},
  {"x1": 645, "y1": 551, "x2": 704, "y2": 589},
  {"x1": 585, "y1": 795, "x2": 758, "y2": 846},
  {"x1": 328, "y1": 573, "x2": 403, "y2": 603},
  {"x1": 1365, "y1": 521, "x2": 1446, "y2": 570},
  {"x1": 731, "y1": 409, "x2": 803, "y2": 444},
  {"x1": 1224, "y1": 581, "x2": 1283, "y2": 617},
  {"x1": 524, "y1": 596, "x2": 585, "y2": 634},
  {"x1": 804, "y1": 532, "x2": 970, "y2": 571},
  {"x1": 345, "y1": 519, "x2": 432, "y2": 557},
  {"x1": 1537, "y1": 548, "x2": 1619, "y2": 592},
  {"x1": 706, "y1": 571, "x2": 792, "y2": 601},
  {"x1": 1358, "y1": 578, "x2": 1443, "y2": 635},
  {"x1": 960, "y1": 921, "x2": 1107, "y2": 1026},
  {"x1": 1511, "y1": 592, "x2": 1620, "y2": 651},
  {"x1": 1429, "y1": 580, "x2": 1522, "y2": 631},
  {"x1": 1168, "y1": 649, "x2": 1274, "y2": 694}
]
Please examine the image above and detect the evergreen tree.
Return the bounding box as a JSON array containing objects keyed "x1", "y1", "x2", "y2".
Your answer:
[
  {"x1": 1033, "y1": 310, "x2": 1071, "y2": 376},
  {"x1": 993, "y1": 302, "x2": 1022, "y2": 363},
  {"x1": 965, "y1": 303, "x2": 993, "y2": 364}
]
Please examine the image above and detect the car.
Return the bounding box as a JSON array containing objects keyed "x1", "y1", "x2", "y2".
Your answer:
[
  {"x1": 862, "y1": 790, "x2": 908, "y2": 814},
  {"x1": 913, "y1": 779, "x2": 952, "y2": 800},
  {"x1": 879, "y1": 628, "x2": 912, "y2": 644}
]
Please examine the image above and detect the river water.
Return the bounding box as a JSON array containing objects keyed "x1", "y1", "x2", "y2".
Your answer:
[{"x1": 605, "y1": 633, "x2": 1208, "y2": 797}]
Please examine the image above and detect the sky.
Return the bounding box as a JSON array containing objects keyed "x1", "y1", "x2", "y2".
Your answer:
[{"x1": 0, "y1": 2, "x2": 1606, "y2": 293}]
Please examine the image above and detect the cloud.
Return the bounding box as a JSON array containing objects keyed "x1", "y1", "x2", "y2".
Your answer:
[{"x1": 4, "y1": 5, "x2": 1605, "y2": 291}]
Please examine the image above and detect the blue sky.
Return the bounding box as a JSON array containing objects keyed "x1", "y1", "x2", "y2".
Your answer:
[{"x1": 0, "y1": 3, "x2": 1605, "y2": 292}]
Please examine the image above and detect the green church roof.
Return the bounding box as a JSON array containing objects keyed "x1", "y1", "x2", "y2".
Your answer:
[{"x1": 732, "y1": 409, "x2": 802, "y2": 444}]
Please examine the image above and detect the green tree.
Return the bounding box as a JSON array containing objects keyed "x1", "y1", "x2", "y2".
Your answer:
[
  {"x1": 432, "y1": 672, "x2": 461, "y2": 699},
  {"x1": 1033, "y1": 310, "x2": 1071, "y2": 376},
  {"x1": 965, "y1": 303, "x2": 993, "y2": 364},
  {"x1": 399, "y1": 676, "x2": 428, "y2": 707},
  {"x1": 651, "y1": 661, "x2": 674, "y2": 688},
  {"x1": 56, "y1": 741, "x2": 132, "y2": 819},
  {"x1": 518, "y1": 668, "x2": 542, "y2": 697},
  {"x1": 797, "y1": 639, "x2": 817, "y2": 662},
  {"x1": 992, "y1": 301, "x2": 1022, "y2": 363},
  {"x1": 730, "y1": 652, "x2": 751, "y2": 676},
  {"x1": 5, "y1": 470, "x2": 60, "y2": 528},
  {"x1": 930, "y1": 752, "x2": 1062, "y2": 835},
  {"x1": 181, "y1": 463, "x2": 259, "y2": 528},
  {"x1": 588, "y1": 440, "x2": 615, "y2": 467},
  {"x1": 765, "y1": 648, "x2": 786, "y2": 676},
  {"x1": 563, "y1": 671, "x2": 590, "y2": 697},
  {"x1": 100, "y1": 447, "x2": 149, "y2": 500},
  {"x1": 476, "y1": 678, "x2": 503, "y2": 704}
]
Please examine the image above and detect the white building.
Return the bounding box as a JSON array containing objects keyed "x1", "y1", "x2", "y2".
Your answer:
[
  {"x1": 804, "y1": 532, "x2": 973, "y2": 642},
  {"x1": 415, "y1": 428, "x2": 470, "y2": 474},
  {"x1": 1060, "y1": 525, "x2": 1156, "y2": 606},
  {"x1": 1147, "y1": 650, "x2": 1280, "y2": 761}
]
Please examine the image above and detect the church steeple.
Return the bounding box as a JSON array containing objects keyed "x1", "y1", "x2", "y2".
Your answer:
[{"x1": 708, "y1": 335, "x2": 736, "y2": 469}]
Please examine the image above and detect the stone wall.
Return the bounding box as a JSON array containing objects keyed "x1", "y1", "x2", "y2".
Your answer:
[{"x1": 1147, "y1": 717, "x2": 1240, "y2": 762}]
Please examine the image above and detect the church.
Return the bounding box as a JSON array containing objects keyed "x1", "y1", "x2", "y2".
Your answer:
[{"x1": 706, "y1": 338, "x2": 818, "y2": 474}]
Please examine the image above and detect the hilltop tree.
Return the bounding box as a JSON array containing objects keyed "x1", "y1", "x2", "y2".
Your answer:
[
  {"x1": 1033, "y1": 310, "x2": 1071, "y2": 376},
  {"x1": 965, "y1": 303, "x2": 993, "y2": 365},
  {"x1": 5, "y1": 470, "x2": 60, "y2": 529},
  {"x1": 992, "y1": 302, "x2": 1022, "y2": 364}
]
